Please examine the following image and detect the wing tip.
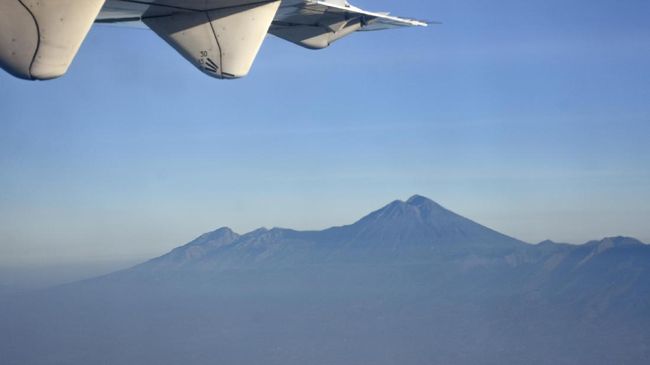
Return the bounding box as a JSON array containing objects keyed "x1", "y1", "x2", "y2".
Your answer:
[{"x1": 423, "y1": 20, "x2": 442, "y2": 26}]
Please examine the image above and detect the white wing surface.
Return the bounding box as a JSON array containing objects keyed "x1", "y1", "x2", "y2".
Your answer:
[
  {"x1": 0, "y1": 0, "x2": 428, "y2": 81},
  {"x1": 143, "y1": 1, "x2": 281, "y2": 79},
  {"x1": 0, "y1": 0, "x2": 105, "y2": 80},
  {"x1": 270, "y1": 1, "x2": 427, "y2": 49}
]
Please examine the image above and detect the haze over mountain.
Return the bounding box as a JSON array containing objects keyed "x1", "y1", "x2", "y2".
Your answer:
[{"x1": 1, "y1": 196, "x2": 648, "y2": 365}]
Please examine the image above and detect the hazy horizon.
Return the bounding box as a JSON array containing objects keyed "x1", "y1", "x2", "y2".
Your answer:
[
  {"x1": 1, "y1": 194, "x2": 648, "y2": 269},
  {"x1": 1, "y1": 194, "x2": 647, "y2": 291},
  {"x1": 1, "y1": 0, "x2": 649, "y2": 266}
]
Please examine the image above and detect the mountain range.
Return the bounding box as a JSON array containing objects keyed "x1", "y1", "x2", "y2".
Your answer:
[
  {"x1": 139, "y1": 195, "x2": 525, "y2": 271},
  {"x1": 1, "y1": 195, "x2": 648, "y2": 365}
]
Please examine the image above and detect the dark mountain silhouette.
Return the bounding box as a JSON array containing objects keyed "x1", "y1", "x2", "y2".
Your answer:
[{"x1": 1, "y1": 196, "x2": 649, "y2": 365}]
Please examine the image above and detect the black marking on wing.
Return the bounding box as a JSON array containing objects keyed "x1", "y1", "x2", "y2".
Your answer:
[
  {"x1": 206, "y1": 58, "x2": 219, "y2": 70},
  {"x1": 203, "y1": 57, "x2": 219, "y2": 73}
]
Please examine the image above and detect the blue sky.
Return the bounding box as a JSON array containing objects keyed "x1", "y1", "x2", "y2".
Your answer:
[{"x1": 1, "y1": 0, "x2": 649, "y2": 265}]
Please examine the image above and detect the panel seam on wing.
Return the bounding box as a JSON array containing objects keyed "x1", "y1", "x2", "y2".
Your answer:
[
  {"x1": 206, "y1": 11, "x2": 223, "y2": 78},
  {"x1": 16, "y1": 0, "x2": 40, "y2": 80}
]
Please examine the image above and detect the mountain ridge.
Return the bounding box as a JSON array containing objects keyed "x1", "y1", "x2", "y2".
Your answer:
[{"x1": 135, "y1": 195, "x2": 646, "y2": 273}]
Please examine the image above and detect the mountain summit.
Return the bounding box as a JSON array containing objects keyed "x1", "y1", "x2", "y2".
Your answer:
[
  {"x1": 344, "y1": 195, "x2": 523, "y2": 250},
  {"x1": 155, "y1": 227, "x2": 240, "y2": 267}
]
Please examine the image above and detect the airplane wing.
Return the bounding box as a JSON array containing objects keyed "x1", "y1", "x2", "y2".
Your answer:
[
  {"x1": 270, "y1": 1, "x2": 428, "y2": 49},
  {"x1": 0, "y1": 0, "x2": 428, "y2": 81}
]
